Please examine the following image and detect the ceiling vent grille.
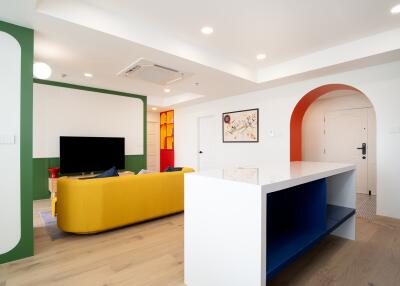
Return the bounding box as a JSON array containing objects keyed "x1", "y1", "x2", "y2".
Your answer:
[{"x1": 117, "y1": 58, "x2": 185, "y2": 85}]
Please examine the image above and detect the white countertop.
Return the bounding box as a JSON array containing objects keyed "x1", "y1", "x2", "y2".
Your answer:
[{"x1": 186, "y1": 161, "x2": 355, "y2": 192}]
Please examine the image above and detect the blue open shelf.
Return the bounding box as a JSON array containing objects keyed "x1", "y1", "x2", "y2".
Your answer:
[{"x1": 266, "y1": 179, "x2": 355, "y2": 281}]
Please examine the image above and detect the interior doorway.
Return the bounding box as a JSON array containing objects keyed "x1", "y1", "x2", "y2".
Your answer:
[
  {"x1": 323, "y1": 108, "x2": 375, "y2": 195},
  {"x1": 197, "y1": 115, "x2": 218, "y2": 171},
  {"x1": 291, "y1": 85, "x2": 377, "y2": 219}
]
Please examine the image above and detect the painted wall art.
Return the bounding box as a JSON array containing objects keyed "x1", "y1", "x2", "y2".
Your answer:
[{"x1": 222, "y1": 108, "x2": 259, "y2": 142}]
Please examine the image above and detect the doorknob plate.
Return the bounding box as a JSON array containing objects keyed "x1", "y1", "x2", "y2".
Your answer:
[{"x1": 357, "y1": 143, "x2": 367, "y2": 155}]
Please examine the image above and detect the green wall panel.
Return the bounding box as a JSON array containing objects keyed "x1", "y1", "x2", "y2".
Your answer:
[
  {"x1": 125, "y1": 155, "x2": 147, "y2": 174},
  {"x1": 33, "y1": 155, "x2": 146, "y2": 200},
  {"x1": 0, "y1": 21, "x2": 34, "y2": 264},
  {"x1": 33, "y1": 158, "x2": 60, "y2": 200},
  {"x1": 32, "y1": 80, "x2": 147, "y2": 201}
]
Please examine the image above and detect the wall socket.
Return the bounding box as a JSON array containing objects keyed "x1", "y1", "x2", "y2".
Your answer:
[{"x1": 0, "y1": 135, "x2": 16, "y2": 145}]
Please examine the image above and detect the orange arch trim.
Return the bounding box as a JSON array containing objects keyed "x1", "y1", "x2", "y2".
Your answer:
[{"x1": 290, "y1": 84, "x2": 361, "y2": 161}]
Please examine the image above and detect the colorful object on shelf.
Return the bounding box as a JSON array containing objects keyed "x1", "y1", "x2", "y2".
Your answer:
[
  {"x1": 160, "y1": 110, "x2": 174, "y2": 171},
  {"x1": 48, "y1": 167, "x2": 60, "y2": 178}
]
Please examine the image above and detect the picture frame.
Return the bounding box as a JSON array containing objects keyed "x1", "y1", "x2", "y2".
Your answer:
[{"x1": 222, "y1": 108, "x2": 259, "y2": 143}]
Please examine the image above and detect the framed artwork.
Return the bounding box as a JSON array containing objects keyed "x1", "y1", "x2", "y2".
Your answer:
[{"x1": 222, "y1": 108, "x2": 259, "y2": 143}]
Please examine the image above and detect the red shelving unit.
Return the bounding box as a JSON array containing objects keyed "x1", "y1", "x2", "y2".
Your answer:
[{"x1": 160, "y1": 110, "x2": 174, "y2": 171}]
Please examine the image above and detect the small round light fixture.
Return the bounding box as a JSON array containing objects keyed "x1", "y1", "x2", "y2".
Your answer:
[
  {"x1": 33, "y1": 62, "x2": 52, "y2": 79},
  {"x1": 164, "y1": 88, "x2": 171, "y2": 93},
  {"x1": 151, "y1": 107, "x2": 158, "y2": 111},
  {"x1": 391, "y1": 4, "x2": 400, "y2": 14},
  {"x1": 201, "y1": 26, "x2": 214, "y2": 35},
  {"x1": 256, "y1": 53, "x2": 266, "y2": 60},
  {"x1": 84, "y1": 73, "x2": 93, "y2": 78}
]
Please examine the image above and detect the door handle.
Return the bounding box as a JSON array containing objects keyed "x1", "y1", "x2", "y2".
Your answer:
[{"x1": 357, "y1": 143, "x2": 367, "y2": 155}]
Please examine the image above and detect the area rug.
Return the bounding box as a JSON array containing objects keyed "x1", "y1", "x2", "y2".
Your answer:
[{"x1": 39, "y1": 210, "x2": 70, "y2": 240}]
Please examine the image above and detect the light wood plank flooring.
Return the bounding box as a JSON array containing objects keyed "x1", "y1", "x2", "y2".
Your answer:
[{"x1": 1, "y1": 200, "x2": 400, "y2": 285}]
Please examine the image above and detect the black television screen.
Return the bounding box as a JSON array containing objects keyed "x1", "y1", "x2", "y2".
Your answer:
[{"x1": 60, "y1": 136, "x2": 125, "y2": 174}]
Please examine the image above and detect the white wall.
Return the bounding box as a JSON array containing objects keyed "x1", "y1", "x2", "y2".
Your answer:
[
  {"x1": 175, "y1": 60, "x2": 400, "y2": 219},
  {"x1": 33, "y1": 83, "x2": 144, "y2": 158},
  {"x1": 0, "y1": 32, "x2": 21, "y2": 254},
  {"x1": 147, "y1": 111, "x2": 160, "y2": 122}
]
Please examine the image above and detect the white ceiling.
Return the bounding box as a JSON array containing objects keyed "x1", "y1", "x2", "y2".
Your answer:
[
  {"x1": 32, "y1": 15, "x2": 257, "y2": 108},
  {"x1": 2, "y1": 0, "x2": 400, "y2": 108},
  {"x1": 78, "y1": 0, "x2": 400, "y2": 68}
]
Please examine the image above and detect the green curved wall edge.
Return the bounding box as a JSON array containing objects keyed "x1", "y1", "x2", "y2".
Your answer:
[{"x1": 0, "y1": 20, "x2": 34, "y2": 264}]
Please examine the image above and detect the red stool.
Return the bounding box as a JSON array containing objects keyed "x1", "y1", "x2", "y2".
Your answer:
[{"x1": 48, "y1": 167, "x2": 60, "y2": 178}]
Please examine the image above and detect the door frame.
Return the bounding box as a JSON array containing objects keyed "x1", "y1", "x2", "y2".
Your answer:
[
  {"x1": 147, "y1": 120, "x2": 160, "y2": 172},
  {"x1": 323, "y1": 107, "x2": 374, "y2": 195},
  {"x1": 197, "y1": 115, "x2": 216, "y2": 171}
]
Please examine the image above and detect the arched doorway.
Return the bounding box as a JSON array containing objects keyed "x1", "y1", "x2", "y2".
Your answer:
[{"x1": 290, "y1": 84, "x2": 377, "y2": 219}]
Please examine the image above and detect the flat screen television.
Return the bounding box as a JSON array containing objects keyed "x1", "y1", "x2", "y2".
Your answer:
[{"x1": 60, "y1": 136, "x2": 125, "y2": 174}]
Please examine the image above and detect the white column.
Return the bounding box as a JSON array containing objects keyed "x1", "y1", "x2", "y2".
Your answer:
[
  {"x1": 327, "y1": 170, "x2": 356, "y2": 240},
  {"x1": 184, "y1": 174, "x2": 266, "y2": 286}
]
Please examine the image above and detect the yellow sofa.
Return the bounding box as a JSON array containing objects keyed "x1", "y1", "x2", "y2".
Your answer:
[{"x1": 54, "y1": 168, "x2": 194, "y2": 234}]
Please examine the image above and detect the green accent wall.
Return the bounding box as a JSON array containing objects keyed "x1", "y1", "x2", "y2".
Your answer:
[
  {"x1": 33, "y1": 80, "x2": 147, "y2": 200},
  {"x1": 0, "y1": 21, "x2": 34, "y2": 263},
  {"x1": 33, "y1": 157, "x2": 59, "y2": 200}
]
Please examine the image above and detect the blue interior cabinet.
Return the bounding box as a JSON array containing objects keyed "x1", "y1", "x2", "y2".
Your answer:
[{"x1": 266, "y1": 179, "x2": 355, "y2": 280}]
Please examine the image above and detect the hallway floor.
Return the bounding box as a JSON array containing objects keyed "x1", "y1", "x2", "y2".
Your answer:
[
  {"x1": 356, "y1": 193, "x2": 376, "y2": 220},
  {"x1": 2, "y1": 196, "x2": 398, "y2": 286}
]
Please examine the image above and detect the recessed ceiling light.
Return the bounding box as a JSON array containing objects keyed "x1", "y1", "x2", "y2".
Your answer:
[
  {"x1": 201, "y1": 26, "x2": 214, "y2": 35},
  {"x1": 164, "y1": 88, "x2": 171, "y2": 93},
  {"x1": 391, "y1": 4, "x2": 400, "y2": 14},
  {"x1": 33, "y1": 62, "x2": 52, "y2": 79},
  {"x1": 256, "y1": 54, "x2": 266, "y2": 60},
  {"x1": 84, "y1": 73, "x2": 93, "y2": 78},
  {"x1": 151, "y1": 107, "x2": 158, "y2": 111}
]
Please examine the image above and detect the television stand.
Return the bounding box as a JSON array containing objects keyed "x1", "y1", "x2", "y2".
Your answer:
[
  {"x1": 70, "y1": 171, "x2": 134, "y2": 180},
  {"x1": 49, "y1": 171, "x2": 135, "y2": 197},
  {"x1": 78, "y1": 176, "x2": 97, "y2": 180}
]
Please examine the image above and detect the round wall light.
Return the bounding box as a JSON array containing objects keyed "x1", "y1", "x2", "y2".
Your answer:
[
  {"x1": 256, "y1": 53, "x2": 266, "y2": 60},
  {"x1": 201, "y1": 26, "x2": 214, "y2": 35},
  {"x1": 391, "y1": 4, "x2": 400, "y2": 14},
  {"x1": 33, "y1": 62, "x2": 52, "y2": 79}
]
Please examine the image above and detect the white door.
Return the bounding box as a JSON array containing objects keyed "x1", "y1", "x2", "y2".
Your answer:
[
  {"x1": 324, "y1": 108, "x2": 375, "y2": 194},
  {"x1": 198, "y1": 116, "x2": 218, "y2": 171},
  {"x1": 147, "y1": 121, "x2": 160, "y2": 172}
]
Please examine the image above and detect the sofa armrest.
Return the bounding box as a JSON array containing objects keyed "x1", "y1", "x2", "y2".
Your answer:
[
  {"x1": 182, "y1": 167, "x2": 195, "y2": 173},
  {"x1": 51, "y1": 196, "x2": 57, "y2": 217}
]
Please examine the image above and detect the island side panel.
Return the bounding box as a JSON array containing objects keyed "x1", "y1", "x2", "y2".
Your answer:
[
  {"x1": 184, "y1": 174, "x2": 266, "y2": 286},
  {"x1": 326, "y1": 170, "x2": 356, "y2": 240}
]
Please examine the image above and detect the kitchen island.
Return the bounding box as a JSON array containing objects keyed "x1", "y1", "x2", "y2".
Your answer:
[{"x1": 184, "y1": 161, "x2": 356, "y2": 286}]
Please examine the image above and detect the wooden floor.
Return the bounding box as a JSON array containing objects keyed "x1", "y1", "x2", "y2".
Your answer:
[{"x1": 1, "y1": 201, "x2": 400, "y2": 286}]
